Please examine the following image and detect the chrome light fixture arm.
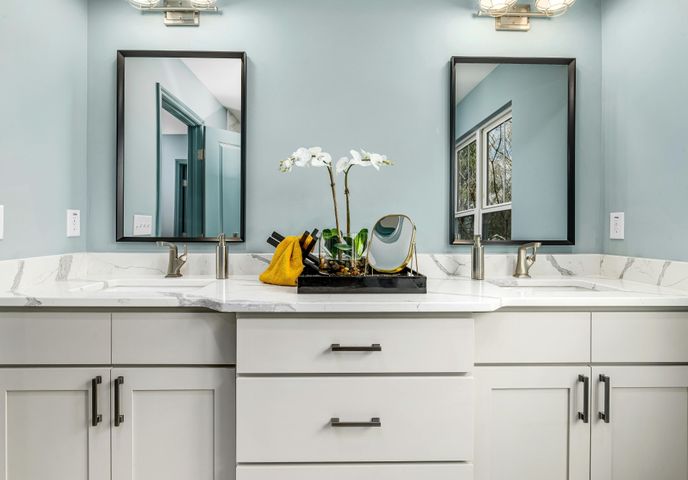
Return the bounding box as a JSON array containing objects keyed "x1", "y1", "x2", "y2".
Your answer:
[{"x1": 127, "y1": 0, "x2": 221, "y2": 26}]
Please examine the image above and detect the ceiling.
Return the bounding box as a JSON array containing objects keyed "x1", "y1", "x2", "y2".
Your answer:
[
  {"x1": 455, "y1": 63, "x2": 498, "y2": 104},
  {"x1": 181, "y1": 57, "x2": 243, "y2": 111}
]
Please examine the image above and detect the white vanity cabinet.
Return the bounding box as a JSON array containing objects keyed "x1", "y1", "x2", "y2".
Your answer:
[
  {"x1": 590, "y1": 365, "x2": 688, "y2": 480},
  {"x1": 236, "y1": 315, "x2": 475, "y2": 479},
  {"x1": 112, "y1": 367, "x2": 235, "y2": 480},
  {"x1": 475, "y1": 311, "x2": 688, "y2": 480},
  {"x1": 474, "y1": 312, "x2": 593, "y2": 480},
  {"x1": 0, "y1": 368, "x2": 111, "y2": 480},
  {"x1": 0, "y1": 311, "x2": 236, "y2": 480},
  {"x1": 474, "y1": 366, "x2": 591, "y2": 480},
  {"x1": 589, "y1": 312, "x2": 688, "y2": 480}
]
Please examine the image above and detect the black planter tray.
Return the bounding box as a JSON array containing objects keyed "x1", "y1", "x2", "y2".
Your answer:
[{"x1": 297, "y1": 268, "x2": 427, "y2": 294}]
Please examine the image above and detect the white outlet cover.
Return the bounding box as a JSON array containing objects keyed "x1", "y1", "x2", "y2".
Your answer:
[
  {"x1": 610, "y1": 212, "x2": 625, "y2": 240},
  {"x1": 0, "y1": 205, "x2": 4, "y2": 240},
  {"x1": 67, "y1": 209, "x2": 81, "y2": 237},
  {"x1": 133, "y1": 214, "x2": 153, "y2": 236}
]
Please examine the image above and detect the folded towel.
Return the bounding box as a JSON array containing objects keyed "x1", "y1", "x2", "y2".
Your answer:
[{"x1": 259, "y1": 236, "x2": 305, "y2": 287}]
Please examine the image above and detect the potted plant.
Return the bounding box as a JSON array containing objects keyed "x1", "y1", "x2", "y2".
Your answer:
[{"x1": 280, "y1": 147, "x2": 393, "y2": 275}]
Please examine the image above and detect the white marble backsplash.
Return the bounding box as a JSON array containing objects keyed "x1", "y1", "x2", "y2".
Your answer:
[{"x1": 2, "y1": 251, "x2": 688, "y2": 294}]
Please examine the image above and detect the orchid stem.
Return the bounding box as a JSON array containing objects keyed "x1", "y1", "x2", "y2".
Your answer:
[
  {"x1": 344, "y1": 168, "x2": 352, "y2": 238},
  {"x1": 326, "y1": 167, "x2": 344, "y2": 244}
]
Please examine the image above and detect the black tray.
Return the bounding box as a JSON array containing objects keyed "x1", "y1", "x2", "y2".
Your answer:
[{"x1": 297, "y1": 268, "x2": 427, "y2": 294}]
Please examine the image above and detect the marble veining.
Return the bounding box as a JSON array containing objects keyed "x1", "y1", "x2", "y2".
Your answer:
[
  {"x1": 544, "y1": 255, "x2": 575, "y2": 276},
  {"x1": 1, "y1": 252, "x2": 688, "y2": 311}
]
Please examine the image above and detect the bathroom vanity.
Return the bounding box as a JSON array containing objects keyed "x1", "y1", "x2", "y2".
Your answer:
[{"x1": 1, "y1": 256, "x2": 688, "y2": 480}]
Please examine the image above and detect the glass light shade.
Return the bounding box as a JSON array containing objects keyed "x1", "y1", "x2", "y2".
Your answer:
[
  {"x1": 191, "y1": 0, "x2": 217, "y2": 7},
  {"x1": 535, "y1": 0, "x2": 576, "y2": 16},
  {"x1": 128, "y1": 0, "x2": 161, "y2": 7},
  {"x1": 479, "y1": 0, "x2": 518, "y2": 16}
]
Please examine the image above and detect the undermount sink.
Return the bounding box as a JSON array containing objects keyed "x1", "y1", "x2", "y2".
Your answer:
[
  {"x1": 70, "y1": 278, "x2": 215, "y2": 294},
  {"x1": 488, "y1": 278, "x2": 615, "y2": 293}
]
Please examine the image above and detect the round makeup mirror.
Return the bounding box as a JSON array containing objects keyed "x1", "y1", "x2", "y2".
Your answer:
[{"x1": 366, "y1": 215, "x2": 417, "y2": 273}]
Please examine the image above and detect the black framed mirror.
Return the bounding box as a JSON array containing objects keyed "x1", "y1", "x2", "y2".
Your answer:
[
  {"x1": 116, "y1": 50, "x2": 247, "y2": 243},
  {"x1": 450, "y1": 57, "x2": 575, "y2": 246}
]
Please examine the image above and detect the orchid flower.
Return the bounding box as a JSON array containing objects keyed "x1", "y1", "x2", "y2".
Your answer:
[
  {"x1": 280, "y1": 146, "x2": 333, "y2": 172},
  {"x1": 279, "y1": 147, "x2": 343, "y2": 243},
  {"x1": 336, "y1": 149, "x2": 394, "y2": 237},
  {"x1": 279, "y1": 146, "x2": 394, "y2": 247}
]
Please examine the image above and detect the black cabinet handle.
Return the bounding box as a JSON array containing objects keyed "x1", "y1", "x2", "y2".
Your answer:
[
  {"x1": 577, "y1": 374, "x2": 589, "y2": 423},
  {"x1": 114, "y1": 376, "x2": 125, "y2": 427},
  {"x1": 91, "y1": 376, "x2": 103, "y2": 427},
  {"x1": 330, "y1": 417, "x2": 382, "y2": 427},
  {"x1": 598, "y1": 374, "x2": 611, "y2": 423},
  {"x1": 330, "y1": 344, "x2": 382, "y2": 352}
]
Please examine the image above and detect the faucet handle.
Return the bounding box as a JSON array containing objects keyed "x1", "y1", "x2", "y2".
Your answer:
[{"x1": 178, "y1": 244, "x2": 188, "y2": 262}]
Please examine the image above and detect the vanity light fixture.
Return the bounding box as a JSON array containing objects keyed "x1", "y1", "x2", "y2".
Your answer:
[
  {"x1": 126, "y1": 0, "x2": 220, "y2": 27},
  {"x1": 479, "y1": 0, "x2": 518, "y2": 17},
  {"x1": 534, "y1": 0, "x2": 575, "y2": 16},
  {"x1": 476, "y1": 0, "x2": 576, "y2": 31}
]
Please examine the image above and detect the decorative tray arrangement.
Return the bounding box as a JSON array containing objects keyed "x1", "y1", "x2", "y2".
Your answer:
[
  {"x1": 297, "y1": 268, "x2": 427, "y2": 295},
  {"x1": 269, "y1": 146, "x2": 427, "y2": 294},
  {"x1": 267, "y1": 227, "x2": 427, "y2": 295}
]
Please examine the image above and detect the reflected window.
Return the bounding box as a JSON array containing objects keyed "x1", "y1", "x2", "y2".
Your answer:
[{"x1": 455, "y1": 109, "x2": 513, "y2": 241}]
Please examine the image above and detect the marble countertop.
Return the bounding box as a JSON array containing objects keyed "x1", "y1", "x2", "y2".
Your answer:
[
  {"x1": 2, "y1": 252, "x2": 688, "y2": 312},
  {"x1": 2, "y1": 274, "x2": 688, "y2": 312}
]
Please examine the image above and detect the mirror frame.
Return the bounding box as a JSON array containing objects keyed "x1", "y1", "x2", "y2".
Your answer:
[
  {"x1": 449, "y1": 56, "x2": 576, "y2": 246},
  {"x1": 116, "y1": 50, "x2": 248, "y2": 243}
]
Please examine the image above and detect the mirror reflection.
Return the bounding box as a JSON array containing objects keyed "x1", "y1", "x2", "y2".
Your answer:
[
  {"x1": 451, "y1": 58, "x2": 575, "y2": 245},
  {"x1": 367, "y1": 215, "x2": 416, "y2": 273},
  {"x1": 118, "y1": 52, "x2": 246, "y2": 242}
]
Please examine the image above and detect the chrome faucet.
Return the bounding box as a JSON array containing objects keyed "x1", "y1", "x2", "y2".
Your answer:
[
  {"x1": 513, "y1": 242, "x2": 542, "y2": 278},
  {"x1": 157, "y1": 242, "x2": 188, "y2": 278}
]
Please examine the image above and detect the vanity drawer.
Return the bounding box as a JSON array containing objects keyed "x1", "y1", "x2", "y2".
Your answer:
[
  {"x1": 474, "y1": 312, "x2": 590, "y2": 364},
  {"x1": 0, "y1": 312, "x2": 111, "y2": 364},
  {"x1": 236, "y1": 376, "x2": 473, "y2": 463},
  {"x1": 112, "y1": 312, "x2": 236, "y2": 365},
  {"x1": 592, "y1": 312, "x2": 688, "y2": 363},
  {"x1": 236, "y1": 316, "x2": 473, "y2": 373},
  {"x1": 237, "y1": 463, "x2": 473, "y2": 480}
]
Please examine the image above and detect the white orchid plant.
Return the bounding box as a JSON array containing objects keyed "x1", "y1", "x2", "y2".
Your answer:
[{"x1": 280, "y1": 147, "x2": 393, "y2": 258}]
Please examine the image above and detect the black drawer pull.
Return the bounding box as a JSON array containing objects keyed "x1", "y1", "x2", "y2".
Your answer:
[
  {"x1": 330, "y1": 344, "x2": 382, "y2": 352},
  {"x1": 598, "y1": 374, "x2": 611, "y2": 423},
  {"x1": 114, "y1": 376, "x2": 125, "y2": 427},
  {"x1": 577, "y1": 374, "x2": 589, "y2": 423},
  {"x1": 91, "y1": 376, "x2": 103, "y2": 427},
  {"x1": 330, "y1": 417, "x2": 382, "y2": 427}
]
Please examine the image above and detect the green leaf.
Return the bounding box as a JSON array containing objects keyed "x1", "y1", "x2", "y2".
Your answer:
[
  {"x1": 322, "y1": 228, "x2": 340, "y2": 254},
  {"x1": 353, "y1": 228, "x2": 369, "y2": 257},
  {"x1": 334, "y1": 242, "x2": 352, "y2": 253}
]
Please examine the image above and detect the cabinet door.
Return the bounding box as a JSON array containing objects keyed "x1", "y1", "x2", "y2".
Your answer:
[
  {"x1": 591, "y1": 366, "x2": 688, "y2": 480},
  {"x1": 475, "y1": 366, "x2": 591, "y2": 480},
  {"x1": 0, "y1": 368, "x2": 110, "y2": 480},
  {"x1": 112, "y1": 368, "x2": 235, "y2": 480}
]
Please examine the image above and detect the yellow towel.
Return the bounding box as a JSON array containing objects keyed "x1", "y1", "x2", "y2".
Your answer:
[{"x1": 259, "y1": 236, "x2": 305, "y2": 287}]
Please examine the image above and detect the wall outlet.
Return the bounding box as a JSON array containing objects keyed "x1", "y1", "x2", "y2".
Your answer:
[
  {"x1": 610, "y1": 212, "x2": 625, "y2": 240},
  {"x1": 0, "y1": 205, "x2": 4, "y2": 240},
  {"x1": 133, "y1": 215, "x2": 153, "y2": 236},
  {"x1": 66, "y1": 209, "x2": 81, "y2": 237}
]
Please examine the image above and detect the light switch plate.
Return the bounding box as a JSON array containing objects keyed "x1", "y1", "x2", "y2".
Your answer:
[
  {"x1": 0, "y1": 205, "x2": 4, "y2": 240},
  {"x1": 610, "y1": 212, "x2": 625, "y2": 240},
  {"x1": 133, "y1": 215, "x2": 153, "y2": 236},
  {"x1": 67, "y1": 209, "x2": 81, "y2": 237}
]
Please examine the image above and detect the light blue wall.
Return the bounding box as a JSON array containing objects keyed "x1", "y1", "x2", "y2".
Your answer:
[
  {"x1": 602, "y1": 0, "x2": 688, "y2": 261},
  {"x1": 0, "y1": 0, "x2": 88, "y2": 260},
  {"x1": 86, "y1": 0, "x2": 603, "y2": 254},
  {"x1": 455, "y1": 64, "x2": 569, "y2": 240}
]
